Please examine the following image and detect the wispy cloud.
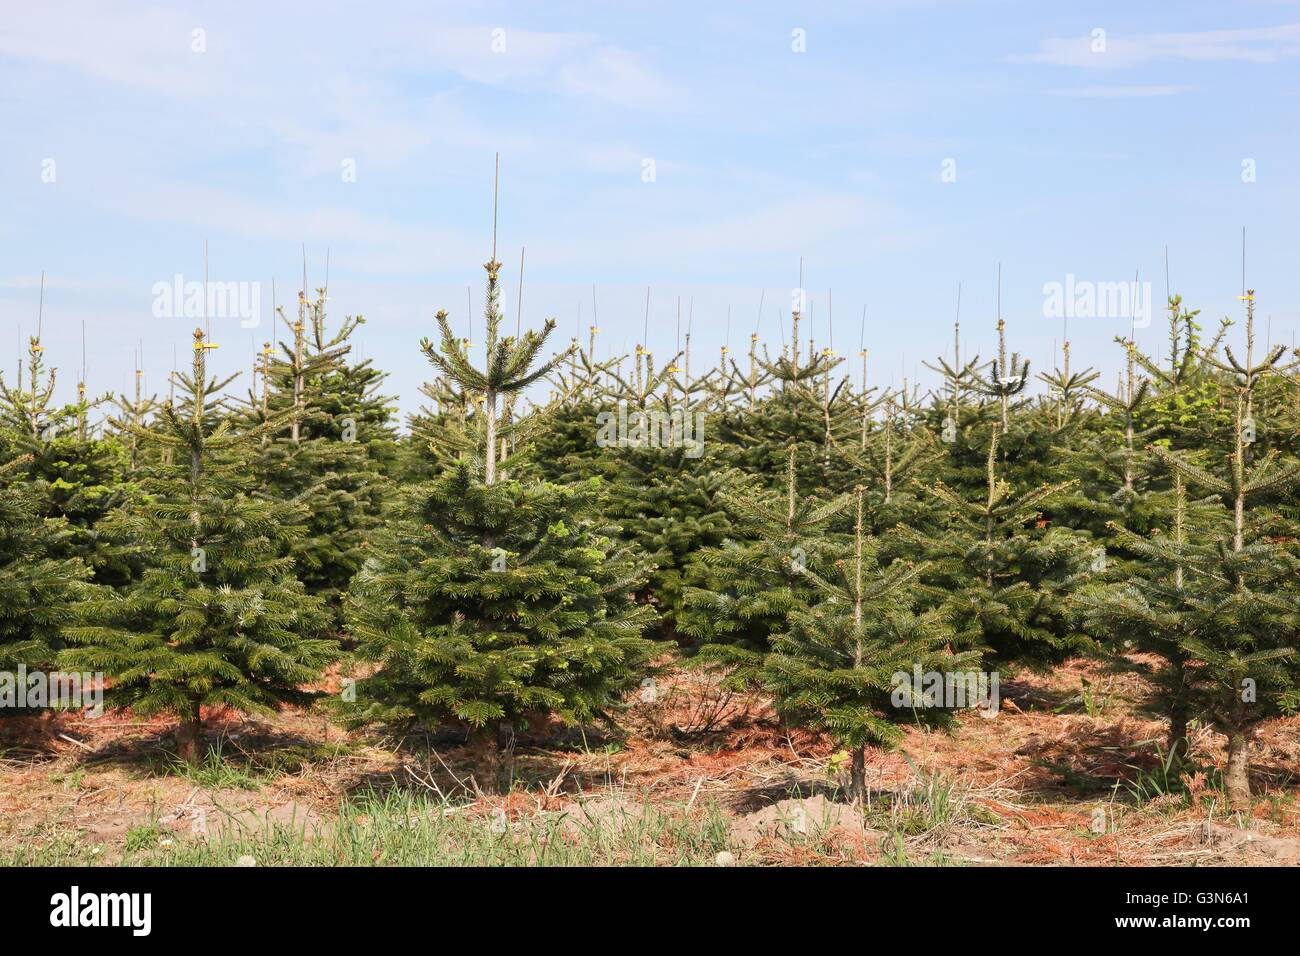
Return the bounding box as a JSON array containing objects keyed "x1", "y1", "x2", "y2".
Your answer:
[
  {"x1": 0, "y1": 4, "x2": 679, "y2": 110},
  {"x1": 1046, "y1": 84, "x2": 1195, "y2": 98},
  {"x1": 1017, "y1": 23, "x2": 1300, "y2": 68}
]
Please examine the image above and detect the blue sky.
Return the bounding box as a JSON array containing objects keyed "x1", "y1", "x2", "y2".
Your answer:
[{"x1": 3, "y1": 1, "x2": 1299, "y2": 415}]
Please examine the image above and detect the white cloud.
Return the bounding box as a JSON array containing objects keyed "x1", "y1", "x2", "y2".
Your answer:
[
  {"x1": 0, "y1": 4, "x2": 678, "y2": 110},
  {"x1": 1018, "y1": 23, "x2": 1300, "y2": 69},
  {"x1": 0, "y1": 1, "x2": 243, "y2": 94},
  {"x1": 557, "y1": 47, "x2": 676, "y2": 109},
  {"x1": 1047, "y1": 85, "x2": 1195, "y2": 98}
]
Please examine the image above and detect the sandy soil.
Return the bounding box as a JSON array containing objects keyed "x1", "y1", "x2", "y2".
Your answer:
[{"x1": 2, "y1": 655, "x2": 1298, "y2": 866}]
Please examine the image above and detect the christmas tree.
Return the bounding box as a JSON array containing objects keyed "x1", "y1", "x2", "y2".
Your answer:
[
  {"x1": 917, "y1": 428, "x2": 1092, "y2": 670},
  {"x1": 0, "y1": 335, "x2": 133, "y2": 584},
  {"x1": 0, "y1": 457, "x2": 89, "y2": 676},
  {"x1": 344, "y1": 247, "x2": 657, "y2": 791},
  {"x1": 1075, "y1": 474, "x2": 1224, "y2": 765},
  {"x1": 240, "y1": 288, "x2": 393, "y2": 627},
  {"x1": 543, "y1": 326, "x2": 732, "y2": 636},
  {"x1": 63, "y1": 329, "x2": 336, "y2": 763},
  {"x1": 679, "y1": 447, "x2": 850, "y2": 687},
  {"x1": 762, "y1": 486, "x2": 975, "y2": 801},
  {"x1": 716, "y1": 306, "x2": 856, "y2": 494},
  {"x1": 1136, "y1": 291, "x2": 1300, "y2": 805}
]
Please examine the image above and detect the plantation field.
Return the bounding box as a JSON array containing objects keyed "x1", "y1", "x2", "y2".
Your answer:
[
  {"x1": 5, "y1": 264, "x2": 1300, "y2": 873},
  {"x1": 5, "y1": 177, "x2": 1300, "y2": 871},
  {"x1": 4, "y1": 657, "x2": 1298, "y2": 867}
]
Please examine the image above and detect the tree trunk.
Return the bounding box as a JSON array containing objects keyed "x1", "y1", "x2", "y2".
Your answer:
[
  {"x1": 1166, "y1": 670, "x2": 1189, "y2": 764},
  {"x1": 1166, "y1": 708, "x2": 1188, "y2": 765},
  {"x1": 470, "y1": 725, "x2": 516, "y2": 795},
  {"x1": 496, "y1": 722, "x2": 516, "y2": 794},
  {"x1": 1225, "y1": 731, "x2": 1252, "y2": 809},
  {"x1": 176, "y1": 700, "x2": 203, "y2": 765},
  {"x1": 849, "y1": 744, "x2": 866, "y2": 804},
  {"x1": 470, "y1": 729, "x2": 498, "y2": 794}
]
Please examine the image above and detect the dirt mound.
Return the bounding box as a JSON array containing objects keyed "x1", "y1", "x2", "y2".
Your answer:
[
  {"x1": 1203, "y1": 823, "x2": 1300, "y2": 864},
  {"x1": 730, "y1": 794, "x2": 874, "y2": 850}
]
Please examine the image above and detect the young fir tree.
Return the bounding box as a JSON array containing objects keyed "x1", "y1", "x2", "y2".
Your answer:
[
  {"x1": 923, "y1": 316, "x2": 1061, "y2": 497},
  {"x1": 0, "y1": 457, "x2": 89, "y2": 676},
  {"x1": 0, "y1": 336, "x2": 132, "y2": 584},
  {"x1": 917, "y1": 428, "x2": 1092, "y2": 669},
  {"x1": 344, "y1": 253, "x2": 657, "y2": 791},
  {"x1": 717, "y1": 306, "x2": 856, "y2": 494},
  {"x1": 1137, "y1": 291, "x2": 1300, "y2": 805},
  {"x1": 678, "y1": 447, "x2": 850, "y2": 687},
  {"x1": 972, "y1": 316, "x2": 1030, "y2": 433},
  {"x1": 240, "y1": 290, "x2": 393, "y2": 627},
  {"x1": 525, "y1": 325, "x2": 626, "y2": 491},
  {"x1": 830, "y1": 389, "x2": 943, "y2": 571},
  {"x1": 762, "y1": 486, "x2": 973, "y2": 801},
  {"x1": 549, "y1": 331, "x2": 732, "y2": 637},
  {"x1": 63, "y1": 330, "x2": 335, "y2": 763},
  {"x1": 1075, "y1": 474, "x2": 1224, "y2": 765}
]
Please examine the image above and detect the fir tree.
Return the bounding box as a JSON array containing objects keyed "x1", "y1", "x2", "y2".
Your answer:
[
  {"x1": 551, "y1": 332, "x2": 732, "y2": 636},
  {"x1": 679, "y1": 447, "x2": 850, "y2": 687},
  {"x1": 971, "y1": 316, "x2": 1030, "y2": 432},
  {"x1": 1075, "y1": 474, "x2": 1223, "y2": 765},
  {"x1": 831, "y1": 390, "x2": 941, "y2": 553},
  {"x1": 762, "y1": 486, "x2": 973, "y2": 801},
  {"x1": 0, "y1": 457, "x2": 89, "y2": 676},
  {"x1": 917, "y1": 428, "x2": 1092, "y2": 669},
  {"x1": 239, "y1": 289, "x2": 393, "y2": 626},
  {"x1": 0, "y1": 336, "x2": 132, "y2": 584},
  {"x1": 717, "y1": 315, "x2": 855, "y2": 493},
  {"x1": 1137, "y1": 291, "x2": 1300, "y2": 805},
  {"x1": 344, "y1": 253, "x2": 656, "y2": 791},
  {"x1": 63, "y1": 329, "x2": 335, "y2": 763}
]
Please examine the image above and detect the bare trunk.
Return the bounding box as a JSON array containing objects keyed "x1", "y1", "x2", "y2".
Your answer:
[
  {"x1": 471, "y1": 724, "x2": 515, "y2": 795},
  {"x1": 1166, "y1": 708, "x2": 1188, "y2": 765},
  {"x1": 176, "y1": 700, "x2": 203, "y2": 765},
  {"x1": 470, "y1": 730, "x2": 501, "y2": 794},
  {"x1": 496, "y1": 722, "x2": 516, "y2": 794},
  {"x1": 849, "y1": 744, "x2": 866, "y2": 804},
  {"x1": 1225, "y1": 731, "x2": 1252, "y2": 808},
  {"x1": 1166, "y1": 660, "x2": 1190, "y2": 763}
]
